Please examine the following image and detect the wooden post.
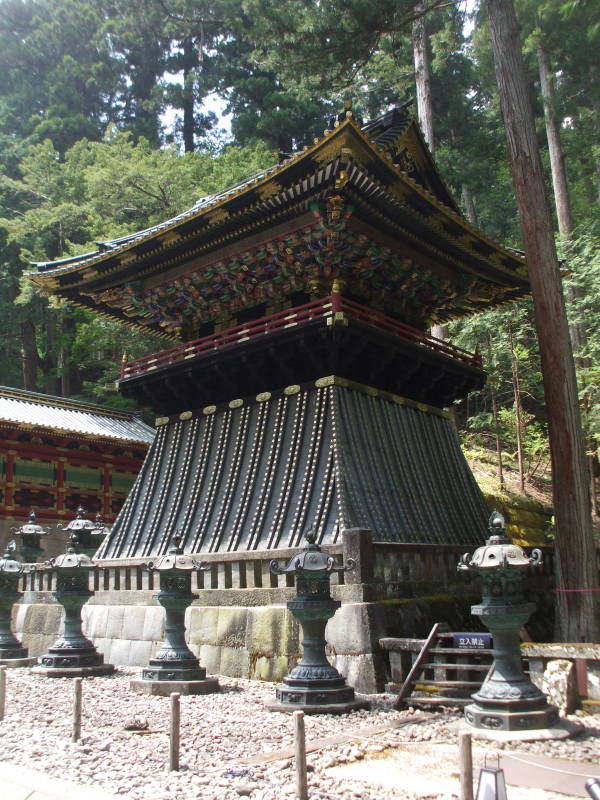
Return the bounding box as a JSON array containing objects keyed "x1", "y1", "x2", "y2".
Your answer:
[
  {"x1": 72, "y1": 678, "x2": 82, "y2": 742},
  {"x1": 170, "y1": 692, "x2": 180, "y2": 772},
  {"x1": 0, "y1": 666, "x2": 6, "y2": 721},
  {"x1": 293, "y1": 710, "x2": 308, "y2": 800},
  {"x1": 394, "y1": 622, "x2": 441, "y2": 707},
  {"x1": 459, "y1": 731, "x2": 473, "y2": 800}
]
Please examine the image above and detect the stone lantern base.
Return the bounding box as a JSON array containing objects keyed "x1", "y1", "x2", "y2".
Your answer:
[
  {"x1": 130, "y1": 657, "x2": 219, "y2": 696},
  {"x1": 0, "y1": 640, "x2": 36, "y2": 668},
  {"x1": 461, "y1": 718, "x2": 576, "y2": 742},
  {"x1": 267, "y1": 672, "x2": 369, "y2": 715},
  {"x1": 267, "y1": 698, "x2": 368, "y2": 715},
  {"x1": 32, "y1": 643, "x2": 116, "y2": 678},
  {"x1": 464, "y1": 701, "x2": 559, "y2": 732}
]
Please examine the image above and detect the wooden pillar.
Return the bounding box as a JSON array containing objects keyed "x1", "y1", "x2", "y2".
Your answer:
[
  {"x1": 4, "y1": 450, "x2": 16, "y2": 509},
  {"x1": 102, "y1": 462, "x2": 112, "y2": 519},
  {"x1": 56, "y1": 457, "x2": 67, "y2": 517}
]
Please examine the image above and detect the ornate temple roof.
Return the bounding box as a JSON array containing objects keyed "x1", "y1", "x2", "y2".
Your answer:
[
  {"x1": 29, "y1": 110, "x2": 529, "y2": 341},
  {"x1": 0, "y1": 386, "x2": 154, "y2": 444}
]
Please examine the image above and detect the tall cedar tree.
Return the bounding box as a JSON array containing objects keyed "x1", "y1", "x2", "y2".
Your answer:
[{"x1": 487, "y1": 0, "x2": 599, "y2": 641}]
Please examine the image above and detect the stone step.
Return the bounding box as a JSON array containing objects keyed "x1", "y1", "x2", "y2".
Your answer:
[
  {"x1": 425, "y1": 647, "x2": 493, "y2": 656},
  {"x1": 415, "y1": 679, "x2": 482, "y2": 688},
  {"x1": 581, "y1": 699, "x2": 600, "y2": 714},
  {"x1": 404, "y1": 695, "x2": 471, "y2": 707},
  {"x1": 421, "y1": 661, "x2": 490, "y2": 671}
]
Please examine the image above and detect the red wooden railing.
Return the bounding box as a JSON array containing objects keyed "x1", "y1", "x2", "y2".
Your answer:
[{"x1": 120, "y1": 294, "x2": 482, "y2": 380}]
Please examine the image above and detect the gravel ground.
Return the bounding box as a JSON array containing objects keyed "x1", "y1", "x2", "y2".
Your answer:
[{"x1": 1, "y1": 668, "x2": 599, "y2": 800}]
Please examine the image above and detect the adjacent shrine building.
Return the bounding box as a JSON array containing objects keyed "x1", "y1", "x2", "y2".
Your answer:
[{"x1": 0, "y1": 386, "x2": 154, "y2": 557}]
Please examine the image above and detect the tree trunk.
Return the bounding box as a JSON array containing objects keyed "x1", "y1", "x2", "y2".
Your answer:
[
  {"x1": 537, "y1": 45, "x2": 573, "y2": 237},
  {"x1": 413, "y1": 3, "x2": 445, "y2": 343},
  {"x1": 462, "y1": 185, "x2": 478, "y2": 226},
  {"x1": 40, "y1": 311, "x2": 58, "y2": 395},
  {"x1": 487, "y1": 0, "x2": 599, "y2": 642},
  {"x1": 182, "y1": 38, "x2": 196, "y2": 153},
  {"x1": 59, "y1": 314, "x2": 78, "y2": 396},
  {"x1": 20, "y1": 320, "x2": 39, "y2": 391},
  {"x1": 412, "y1": 1, "x2": 435, "y2": 154},
  {"x1": 487, "y1": 335, "x2": 504, "y2": 491},
  {"x1": 538, "y1": 42, "x2": 593, "y2": 511},
  {"x1": 509, "y1": 326, "x2": 525, "y2": 493}
]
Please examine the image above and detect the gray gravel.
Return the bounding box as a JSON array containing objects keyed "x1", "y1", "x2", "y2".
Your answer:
[{"x1": 0, "y1": 668, "x2": 598, "y2": 800}]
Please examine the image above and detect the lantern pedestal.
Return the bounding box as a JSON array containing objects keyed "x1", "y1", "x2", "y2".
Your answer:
[
  {"x1": 464, "y1": 607, "x2": 559, "y2": 732},
  {"x1": 0, "y1": 599, "x2": 33, "y2": 667},
  {"x1": 459, "y1": 512, "x2": 559, "y2": 736},
  {"x1": 32, "y1": 591, "x2": 116, "y2": 677},
  {"x1": 267, "y1": 597, "x2": 368, "y2": 713},
  {"x1": 130, "y1": 539, "x2": 218, "y2": 697},
  {"x1": 32, "y1": 545, "x2": 115, "y2": 678},
  {"x1": 0, "y1": 542, "x2": 36, "y2": 667},
  {"x1": 267, "y1": 533, "x2": 367, "y2": 714}
]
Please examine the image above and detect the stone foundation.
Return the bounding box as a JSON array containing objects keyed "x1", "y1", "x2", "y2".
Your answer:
[{"x1": 15, "y1": 593, "x2": 452, "y2": 692}]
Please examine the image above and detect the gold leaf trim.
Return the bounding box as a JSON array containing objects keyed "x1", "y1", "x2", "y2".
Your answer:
[
  {"x1": 257, "y1": 181, "x2": 282, "y2": 200},
  {"x1": 315, "y1": 377, "x2": 335, "y2": 388},
  {"x1": 161, "y1": 231, "x2": 182, "y2": 245},
  {"x1": 118, "y1": 252, "x2": 137, "y2": 265},
  {"x1": 206, "y1": 208, "x2": 230, "y2": 225}
]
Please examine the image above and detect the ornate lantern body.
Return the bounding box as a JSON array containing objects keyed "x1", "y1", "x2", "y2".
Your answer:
[
  {"x1": 58, "y1": 507, "x2": 109, "y2": 558},
  {"x1": 0, "y1": 541, "x2": 36, "y2": 666},
  {"x1": 32, "y1": 533, "x2": 115, "y2": 677},
  {"x1": 267, "y1": 532, "x2": 368, "y2": 714},
  {"x1": 11, "y1": 510, "x2": 51, "y2": 563},
  {"x1": 458, "y1": 512, "x2": 558, "y2": 732},
  {"x1": 130, "y1": 535, "x2": 219, "y2": 696}
]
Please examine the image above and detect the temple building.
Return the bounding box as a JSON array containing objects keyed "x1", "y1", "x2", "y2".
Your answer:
[
  {"x1": 0, "y1": 386, "x2": 153, "y2": 556},
  {"x1": 23, "y1": 108, "x2": 534, "y2": 688},
  {"x1": 30, "y1": 108, "x2": 528, "y2": 557}
]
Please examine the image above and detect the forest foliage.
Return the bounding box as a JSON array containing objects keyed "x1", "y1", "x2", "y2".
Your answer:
[{"x1": 0, "y1": 0, "x2": 598, "y2": 500}]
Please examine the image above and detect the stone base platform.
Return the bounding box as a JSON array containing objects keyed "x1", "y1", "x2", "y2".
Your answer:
[
  {"x1": 266, "y1": 698, "x2": 369, "y2": 715},
  {"x1": 130, "y1": 677, "x2": 219, "y2": 696},
  {"x1": 464, "y1": 701, "x2": 559, "y2": 732},
  {"x1": 460, "y1": 718, "x2": 579, "y2": 742},
  {"x1": 31, "y1": 664, "x2": 116, "y2": 678},
  {"x1": 0, "y1": 656, "x2": 37, "y2": 669}
]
